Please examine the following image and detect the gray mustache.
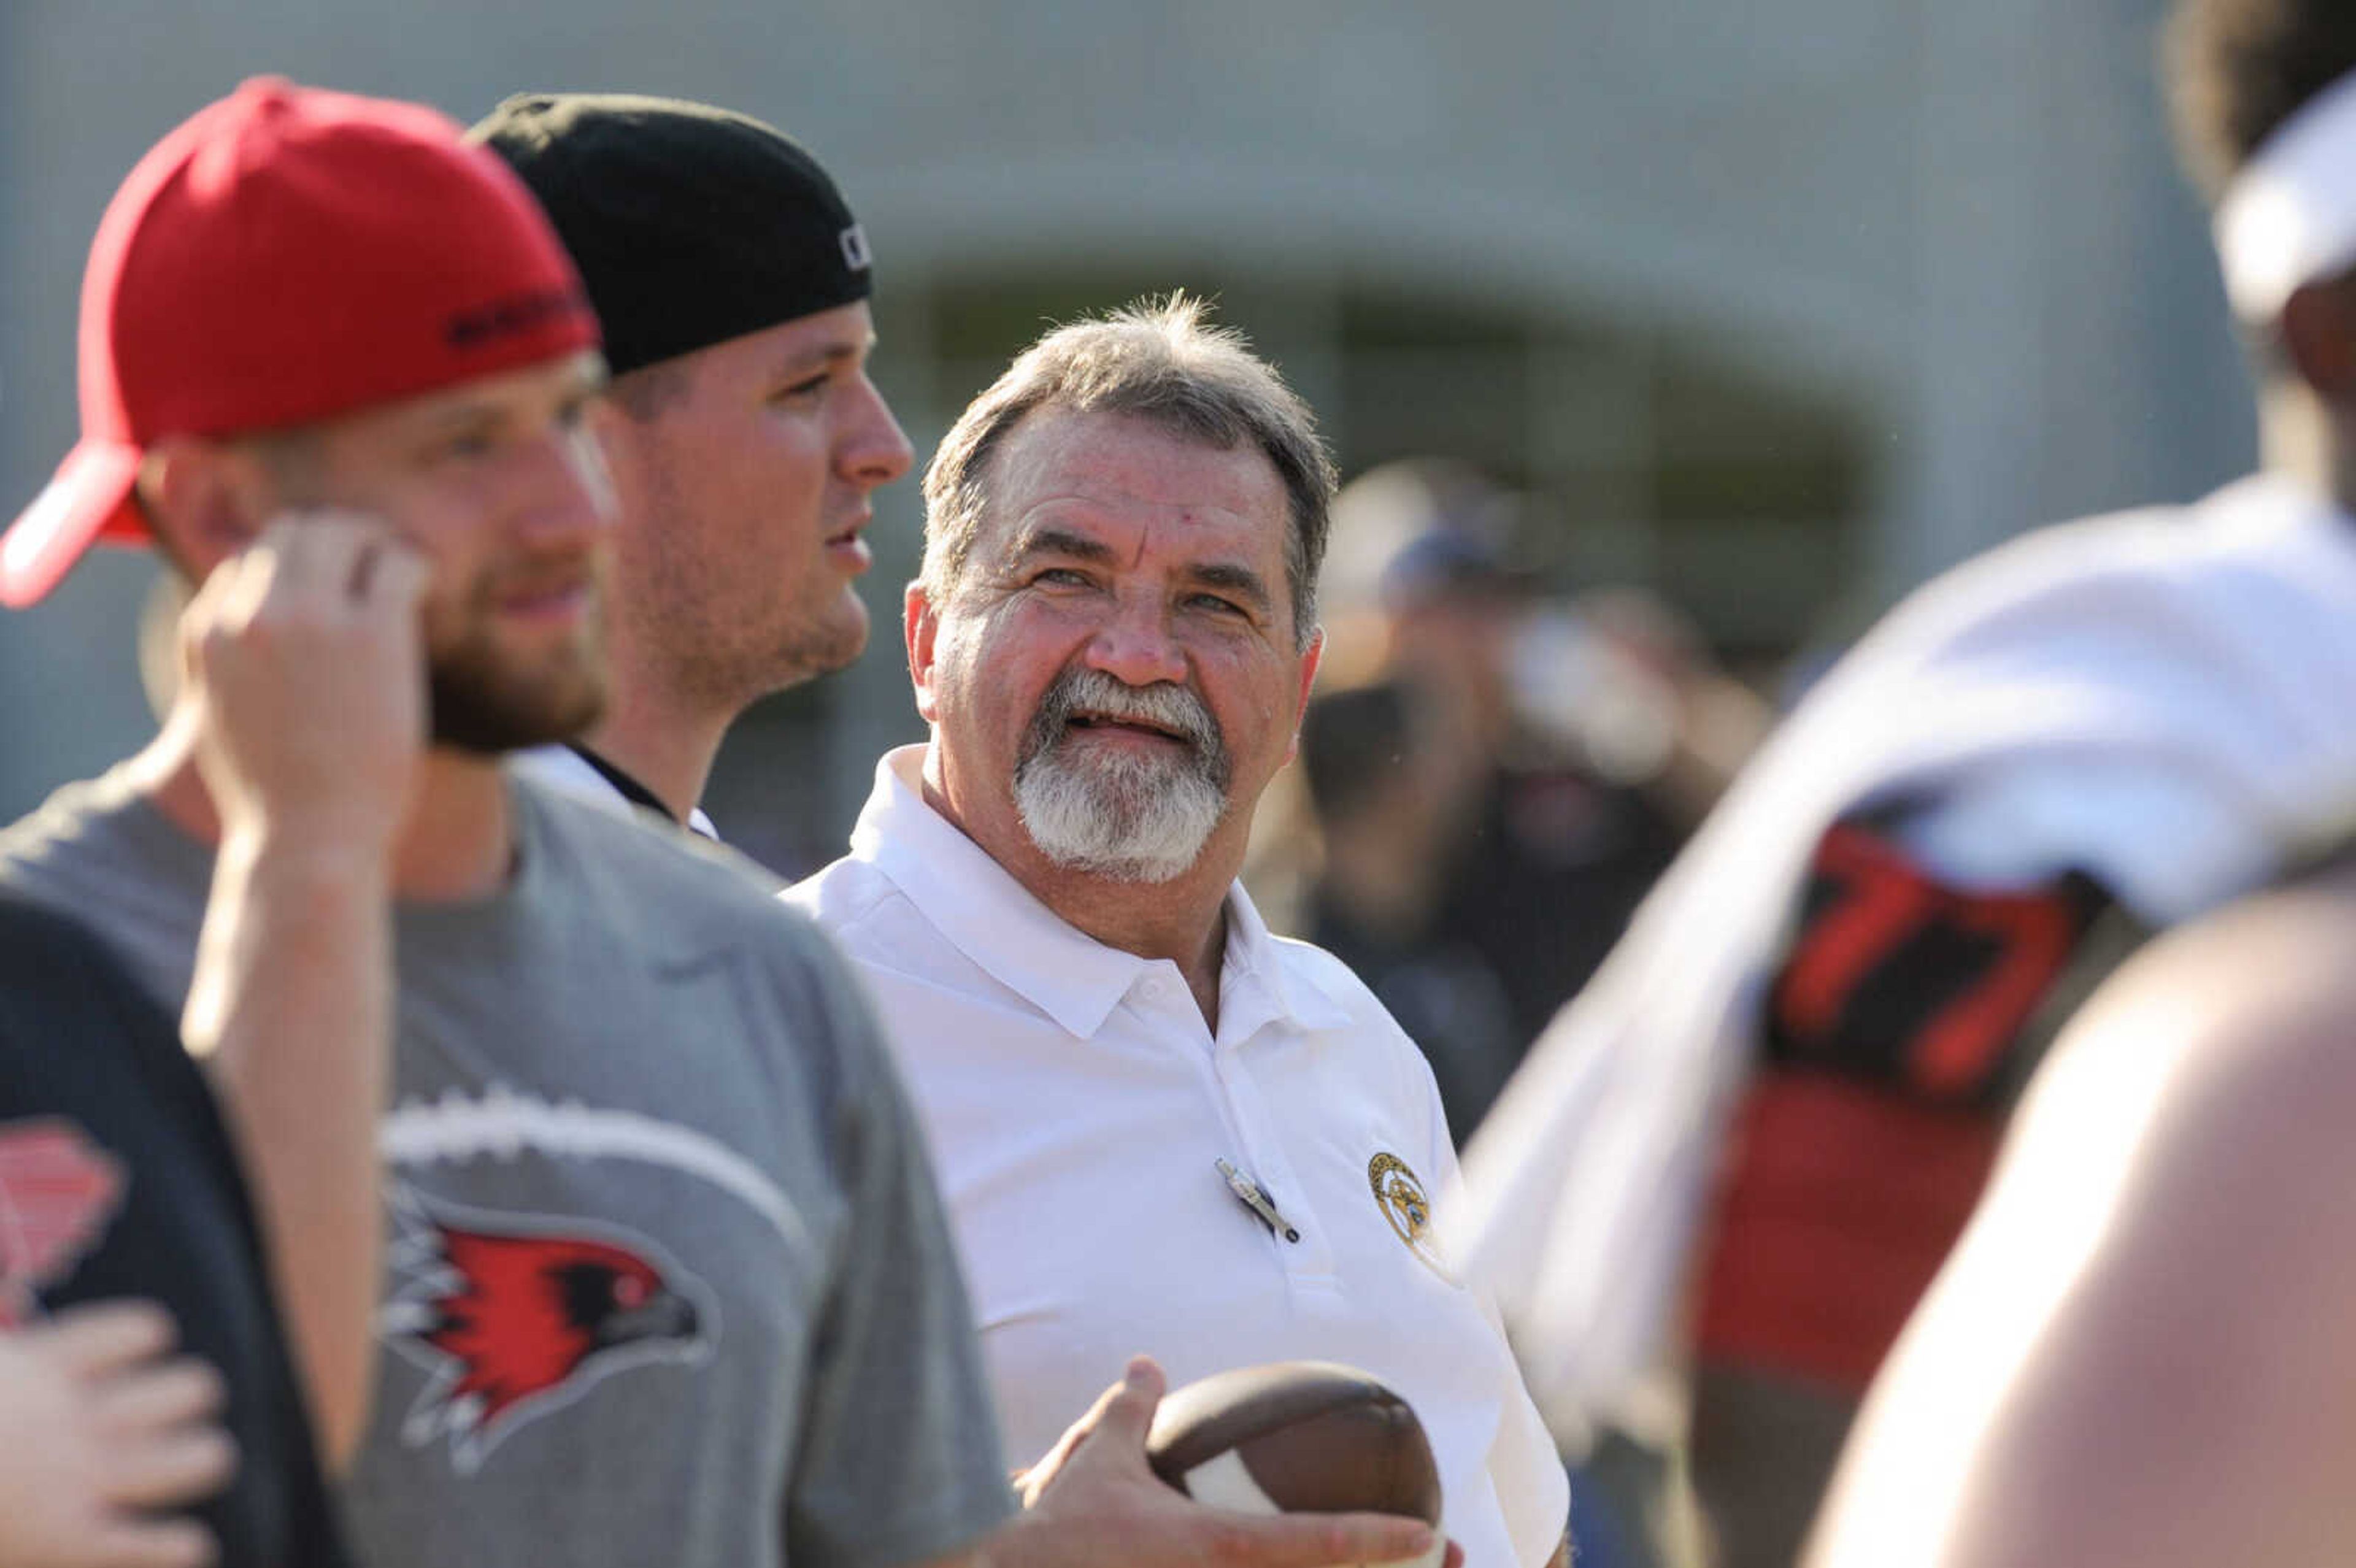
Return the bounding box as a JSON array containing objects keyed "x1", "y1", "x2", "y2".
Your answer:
[{"x1": 1021, "y1": 667, "x2": 1227, "y2": 774}]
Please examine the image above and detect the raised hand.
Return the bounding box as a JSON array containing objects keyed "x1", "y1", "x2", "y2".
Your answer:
[
  {"x1": 177, "y1": 515, "x2": 429, "y2": 1471},
  {"x1": 179, "y1": 515, "x2": 431, "y2": 858}
]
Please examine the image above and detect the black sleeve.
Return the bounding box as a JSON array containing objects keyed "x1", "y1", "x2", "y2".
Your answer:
[{"x1": 0, "y1": 894, "x2": 351, "y2": 1568}]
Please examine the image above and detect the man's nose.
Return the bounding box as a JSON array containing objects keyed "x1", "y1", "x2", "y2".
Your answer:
[
  {"x1": 839, "y1": 376, "x2": 914, "y2": 490},
  {"x1": 1083, "y1": 593, "x2": 1188, "y2": 688}
]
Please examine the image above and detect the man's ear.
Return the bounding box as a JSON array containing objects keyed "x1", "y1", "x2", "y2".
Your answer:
[
  {"x1": 906, "y1": 579, "x2": 943, "y2": 724},
  {"x1": 2278, "y1": 276, "x2": 2356, "y2": 400},
  {"x1": 1283, "y1": 626, "x2": 1325, "y2": 767},
  {"x1": 137, "y1": 437, "x2": 278, "y2": 579}
]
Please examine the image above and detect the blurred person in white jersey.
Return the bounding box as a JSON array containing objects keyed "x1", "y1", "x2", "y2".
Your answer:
[
  {"x1": 1448, "y1": 0, "x2": 2356, "y2": 1559},
  {"x1": 1806, "y1": 0, "x2": 2356, "y2": 1559}
]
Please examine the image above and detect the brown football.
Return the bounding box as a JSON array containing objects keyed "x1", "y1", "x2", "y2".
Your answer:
[{"x1": 1147, "y1": 1361, "x2": 1444, "y2": 1555}]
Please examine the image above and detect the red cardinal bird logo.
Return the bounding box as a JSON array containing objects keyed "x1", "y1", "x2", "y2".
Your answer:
[
  {"x1": 0, "y1": 1120, "x2": 125, "y2": 1326},
  {"x1": 380, "y1": 1187, "x2": 713, "y2": 1472}
]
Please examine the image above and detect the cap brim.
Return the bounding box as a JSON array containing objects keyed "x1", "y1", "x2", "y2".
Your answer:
[{"x1": 1, "y1": 442, "x2": 147, "y2": 608}]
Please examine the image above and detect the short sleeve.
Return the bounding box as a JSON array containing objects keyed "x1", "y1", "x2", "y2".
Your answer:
[
  {"x1": 0, "y1": 895, "x2": 355, "y2": 1568},
  {"x1": 783, "y1": 947, "x2": 1015, "y2": 1568}
]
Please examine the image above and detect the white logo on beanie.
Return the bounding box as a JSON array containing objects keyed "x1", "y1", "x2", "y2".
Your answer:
[{"x1": 839, "y1": 223, "x2": 871, "y2": 272}]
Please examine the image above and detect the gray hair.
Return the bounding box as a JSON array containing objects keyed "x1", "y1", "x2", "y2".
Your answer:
[{"x1": 919, "y1": 294, "x2": 1336, "y2": 648}]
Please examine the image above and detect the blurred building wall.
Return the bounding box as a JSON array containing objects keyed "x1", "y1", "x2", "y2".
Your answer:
[{"x1": 0, "y1": 0, "x2": 2254, "y2": 859}]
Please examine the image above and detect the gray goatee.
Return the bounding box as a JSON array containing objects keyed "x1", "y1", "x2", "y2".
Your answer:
[{"x1": 1012, "y1": 666, "x2": 1231, "y2": 882}]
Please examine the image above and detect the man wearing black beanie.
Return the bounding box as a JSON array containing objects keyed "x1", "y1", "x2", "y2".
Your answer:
[
  {"x1": 475, "y1": 93, "x2": 912, "y2": 832},
  {"x1": 475, "y1": 93, "x2": 1453, "y2": 1568}
]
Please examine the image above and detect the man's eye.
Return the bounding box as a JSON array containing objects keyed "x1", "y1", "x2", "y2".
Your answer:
[
  {"x1": 1033, "y1": 567, "x2": 1091, "y2": 588},
  {"x1": 774, "y1": 372, "x2": 830, "y2": 403},
  {"x1": 436, "y1": 432, "x2": 497, "y2": 462},
  {"x1": 1188, "y1": 593, "x2": 1246, "y2": 616}
]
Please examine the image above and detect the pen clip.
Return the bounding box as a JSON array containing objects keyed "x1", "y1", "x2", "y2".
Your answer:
[{"x1": 1217, "y1": 1158, "x2": 1301, "y2": 1243}]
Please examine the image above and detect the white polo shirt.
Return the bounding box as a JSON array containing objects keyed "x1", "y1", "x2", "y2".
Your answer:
[{"x1": 783, "y1": 747, "x2": 1568, "y2": 1568}]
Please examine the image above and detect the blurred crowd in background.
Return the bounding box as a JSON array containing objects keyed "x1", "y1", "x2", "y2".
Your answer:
[{"x1": 1250, "y1": 459, "x2": 1771, "y2": 1143}]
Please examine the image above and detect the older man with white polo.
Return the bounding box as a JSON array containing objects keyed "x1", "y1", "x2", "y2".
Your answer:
[{"x1": 786, "y1": 296, "x2": 1569, "y2": 1568}]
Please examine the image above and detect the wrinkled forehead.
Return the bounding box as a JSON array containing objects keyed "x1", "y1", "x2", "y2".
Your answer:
[{"x1": 977, "y1": 407, "x2": 1288, "y2": 553}]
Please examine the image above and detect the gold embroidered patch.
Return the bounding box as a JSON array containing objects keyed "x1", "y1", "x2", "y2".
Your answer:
[{"x1": 1368, "y1": 1152, "x2": 1453, "y2": 1281}]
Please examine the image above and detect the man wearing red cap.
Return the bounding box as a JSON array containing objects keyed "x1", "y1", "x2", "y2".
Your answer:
[{"x1": 0, "y1": 79, "x2": 1022, "y2": 1568}]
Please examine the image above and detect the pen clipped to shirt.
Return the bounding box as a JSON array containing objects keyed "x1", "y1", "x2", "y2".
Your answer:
[{"x1": 1217, "y1": 1158, "x2": 1300, "y2": 1243}]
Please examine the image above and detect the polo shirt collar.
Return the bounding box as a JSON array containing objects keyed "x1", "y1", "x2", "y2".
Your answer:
[
  {"x1": 853, "y1": 747, "x2": 1148, "y2": 1038},
  {"x1": 850, "y1": 745, "x2": 1351, "y2": 1042},
  {"x1": 1214, "y1": 872, "x2": 1357, "y2": 1042}
]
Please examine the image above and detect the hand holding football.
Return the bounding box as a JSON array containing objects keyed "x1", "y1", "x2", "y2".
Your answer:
[{"x1": 1146, "y1": 1361, "x2": 1445, "y2": 1567}]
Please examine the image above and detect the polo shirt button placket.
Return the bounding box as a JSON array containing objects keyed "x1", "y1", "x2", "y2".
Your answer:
[{"x1": 1214, "y1": 1037, "x2": 1336, "y2": 1289}]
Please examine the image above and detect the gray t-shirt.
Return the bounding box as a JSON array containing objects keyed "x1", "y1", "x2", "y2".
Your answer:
[{"x1": 0, "y1": 767, "x2": 1012, "y2": 1568}]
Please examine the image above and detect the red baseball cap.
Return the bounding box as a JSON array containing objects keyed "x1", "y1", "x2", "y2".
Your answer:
[{"x1": 1, "y1": 77, "x2": 601, "y2": 607}]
